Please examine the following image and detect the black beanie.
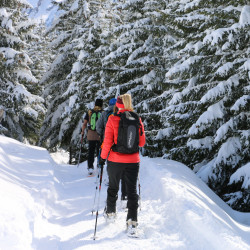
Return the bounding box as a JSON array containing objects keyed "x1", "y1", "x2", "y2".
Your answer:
[{"x1": 95, "y1": 99, "x2": 103, "y2": 107}]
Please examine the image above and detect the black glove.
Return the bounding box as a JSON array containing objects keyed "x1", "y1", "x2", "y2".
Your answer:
[{"x1": 99, "y1": 157, "x2": 106, "y2": 167}]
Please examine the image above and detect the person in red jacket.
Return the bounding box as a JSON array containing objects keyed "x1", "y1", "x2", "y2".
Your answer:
[{"x1": 99, "y1": 94, "x2": 146, "y2": 231}]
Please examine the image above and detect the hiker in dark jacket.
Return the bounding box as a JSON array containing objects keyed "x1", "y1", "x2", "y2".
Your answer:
[
  {"x1": 99, "y1": 94, "x2": 146, "y2": 233},
  {"x1": 81, "y1": 98, "x2": 103, "y2": 175}
]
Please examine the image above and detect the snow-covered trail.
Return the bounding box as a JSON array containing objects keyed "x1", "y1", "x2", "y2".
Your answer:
[{"x1": 0, "y1": 135, "x2": 250, "y2": 250}]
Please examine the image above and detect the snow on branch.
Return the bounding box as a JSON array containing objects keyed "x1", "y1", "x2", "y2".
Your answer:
[
  {"x1": 215, "y1": 62, "x2": 234, "y2": 77},
  {"x1": 17, "y1": 0, "x2": 32, "y2": 8},
  {"x1": 62, "y1": 82, "x2": 78, "y2": 97},
  {"x1": 0, "y1": 48, "x2": 17, "y2": 61},
  {"x1": 169, "y1": 92, "x2": 182, "y2": 105},
  {"x1": 70, "y1": 0, "x2": 80, "y2": 13},
  {"x1": 183, "y1": 0, "x2": 202, "y2": 11},
  {"x1": 242, "y1": 58, "x2": 250, "y2": 80},
  {"x1": 155, "y1": 128, "x2": 172, "y2": 140},
  {"x1": 59, "y1": 117, "x2": 71, "y2": 141},
  {"x1": 239, "y1": 6, "x2": 250, "y2": 26},
  {"x1": 16, "y1": 20, "x2": 35, "y2": 31},
  {"x1": 215, "y1": 137, "x2": 241, "y2": 168},
  {"x1": 197, "y1": 158, "x2": 217, "y2": 183},
  {"x1": 0, "y1": 8, "x2": 9, "y2": 18},
  {"x1": 0, "y1": 10, "x2": 15, "y2": 33},
  {"x1": 203, "y1": 22, "x2": 240, "y2": 47},
  {"x1": 165, "y1": 56, "x2": 202, "y2": 79},
  {"x1": 51, "y1": 101, "x2": 68, "y2": 127},
  {"x1": 242, "y1": 58, "x2": 250, "y2": 71},
  {"x1": 200, "y1": 75, "x2": 240, "y2": 104},
  {"x1": 229, "y1": 162, "x2": 250, "y2": 189},
  {"x1": 214, "y1": 119, "x2": 233, "y2": 144},
  {"x1": 203, "y1": 27, "x2": 231, "y2": 46},
  {"x1": 143, "y1": 70, "x2": 156, "y2": 86},
  {"x1": 203, "y1": 6, "x2": 250, "y2": 49},
  {"x1": 13, "y1": 83, "x2": 43, "y2": 104},
  {"x1": 187, "y1": 136, "x2": 213, "y2": 150},
  {"x1": 16, "y1": 69, "x2": 38, "y2": 84},
  {"x1": 188, "y1": 101, "x2": 224, "y2": 135},
  {"x1": 22, "y1": 106, "x2": 39, "y2": 119},
  {"x1": 231, "y1": 95, "x2": 250, "y2": 112},
  {"x1": 176, "y1": 13, "x2": 207, "y2": 22},
  {"x1": 61, "y1": 94, "x2": 78, "y2": 118}
]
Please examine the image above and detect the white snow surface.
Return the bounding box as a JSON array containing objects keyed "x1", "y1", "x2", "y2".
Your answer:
[{"x1": 0, "y1": 135, "x2": 250, "y2": 250}]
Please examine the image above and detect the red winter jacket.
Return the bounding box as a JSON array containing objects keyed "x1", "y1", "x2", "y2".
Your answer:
[{"x1": 101, "y1": 109, "x2": 146, "y2": 163}]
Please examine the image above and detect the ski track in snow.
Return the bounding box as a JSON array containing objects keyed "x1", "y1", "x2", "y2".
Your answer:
[{"x1": 0, "y1": 135, "x2": 250, "y2": 250}]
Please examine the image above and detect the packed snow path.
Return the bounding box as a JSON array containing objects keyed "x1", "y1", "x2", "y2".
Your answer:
[{"x1": 0, "y1": 135, "x2": 250, "y2": 250}]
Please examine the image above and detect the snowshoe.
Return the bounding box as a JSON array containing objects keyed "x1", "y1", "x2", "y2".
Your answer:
[
  {"x1": 126, "y1": 219, "x2": 139, "y2": 238},
  {"x1": 103, "y1": 207, "x2": 116, "y2": 223},
  {"x1": 88, "y1": 168, "x2": 94, "y2": 176}
]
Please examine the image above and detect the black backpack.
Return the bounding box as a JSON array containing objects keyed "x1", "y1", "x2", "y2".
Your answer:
[{"x1": 112, "y1": 111, "x2": 140, "y2": 154}]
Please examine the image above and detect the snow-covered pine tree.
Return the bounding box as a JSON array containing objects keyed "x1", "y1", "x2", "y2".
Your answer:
[
  {"x1": 62, "y1": 0, "x2": 121, "y2": 163},
  {"x1": 28, "y1": 20, "x2": 52, "y2": 86},
  {"x1": 101, "y1": 0, "x2": 176, "y2": 157},
  {"x1": 39, "y1": 0, "x2": 84, "y2": 151},
  {"x1": 39, "y1": 0, "x2": 115, "y2": 162},
  {"x1": 0, "y1": 0, "x2": 45, "y2": 144},
  {"x1": 139, "y1": 0, "x2": 184, "y2": 156},
  {"x1": 163, "y1": 1, "x2": 250, "y2": 211}
]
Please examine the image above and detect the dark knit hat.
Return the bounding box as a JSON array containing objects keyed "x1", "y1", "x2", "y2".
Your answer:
[
  {"x1": 116, "y1": 96, "x2": 124, "y2": 109},
  {"x1": 95, "y1": 98, "x2": 103, "y2": 107}
]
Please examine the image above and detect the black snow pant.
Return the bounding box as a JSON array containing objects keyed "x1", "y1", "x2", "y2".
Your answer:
[
  {"x1": 106, "y1": 161, "x2": 139, "y2": 222},
  {"x1": 88, "y1": 140, "x2": 100, "y2": 169},
  {"x1": 121, "y1": 171, "x2": 127, "y2": 200}
]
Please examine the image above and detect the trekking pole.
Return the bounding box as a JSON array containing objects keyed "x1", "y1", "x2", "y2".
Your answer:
[
  {"x1": 77, "y1": 134, "x2": 84, "y2": 167},
  {"x1": 91, "y1": 169, "x2": 100, "y2": 215},
  {"x1": 138, "y1": 174, "x2": 141, "y2": 211},
  {"x1": 93, "y1": 164, "x2": 104, "y2": 240},
  {"x1": 91, "y1": 150, "x2": 101, "y2": 215}
]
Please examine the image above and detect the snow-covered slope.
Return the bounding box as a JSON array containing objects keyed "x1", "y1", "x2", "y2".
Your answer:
[{"x1": 0, "y1": 135, "x2": 250, "y2": 249}]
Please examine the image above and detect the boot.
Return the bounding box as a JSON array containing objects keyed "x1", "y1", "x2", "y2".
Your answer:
[{"x1": 126, "y1": 219, "x2": 138, "y2": 236}]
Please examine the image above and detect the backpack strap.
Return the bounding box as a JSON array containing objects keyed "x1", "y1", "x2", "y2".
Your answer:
[
  {"x1": 106, "y1": 110, "x2": 114, "y2": 121},
  {"x1": 114, "y1": 112, "x2": 121, "y2": 117}
]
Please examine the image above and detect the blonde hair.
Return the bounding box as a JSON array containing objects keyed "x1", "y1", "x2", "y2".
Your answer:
[{"x1": 120, "y1": 93, "x2": 134, "y2": 111}]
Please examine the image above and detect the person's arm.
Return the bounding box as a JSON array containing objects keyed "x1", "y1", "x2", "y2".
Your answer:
[
  {"x1": 81, "y1": 112, "x2": 89, "y2": 136},
  {"x1": 100, "y1": 118, "x2": 114, "y2": 160},
  {"x1": 81, "y1": 119, "x2": 88, "y2": 136}
]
